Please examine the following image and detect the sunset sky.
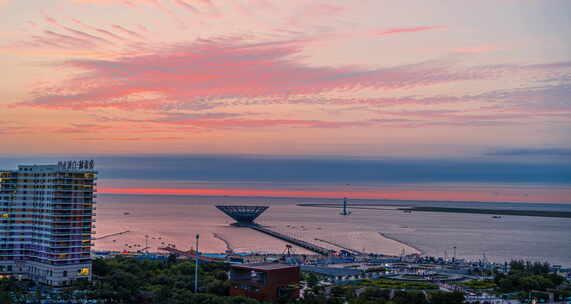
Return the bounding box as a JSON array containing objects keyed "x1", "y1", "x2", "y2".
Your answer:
[{"x1": 1, "y1": 0, "x2": 570, "y2": 202}]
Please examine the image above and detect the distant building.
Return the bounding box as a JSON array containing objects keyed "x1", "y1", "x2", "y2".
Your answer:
[
  {"x1": 0, "y1": 161, "x2": 96, "y2": 286},
  {"x1": 229, "y1": 263, "x2": 300, "y2": 302}
]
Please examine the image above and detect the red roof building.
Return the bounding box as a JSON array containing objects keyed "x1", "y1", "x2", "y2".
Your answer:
[{"x1": 229, "y1": 263, "x2": 300, "y2": 302}]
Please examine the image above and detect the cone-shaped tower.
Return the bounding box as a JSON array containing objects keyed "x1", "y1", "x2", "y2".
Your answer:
[{"x1": 216, "y1": 205, "x2": 268, "y2": 225}]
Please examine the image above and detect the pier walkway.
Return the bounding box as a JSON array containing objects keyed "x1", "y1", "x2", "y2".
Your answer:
[
  {"x1": 247, "y1": 225, "x2": 331, "y2": 256},
  {"x1": 314, "y1": 238, "x2": 364, "y2": 255}
]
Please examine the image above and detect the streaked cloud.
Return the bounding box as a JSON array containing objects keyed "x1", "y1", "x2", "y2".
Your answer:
[
  {"x1": 19, "y1": 38, "x2": 509, "y2": 111},
  {"x1": 73, "y1": 136, "x2": 184, "y2": 141},
  {"x1": 376, "y1": 26, "x2": 448, "y2": 36},
  {"x1": 1, "y1": 0, "x2": 570, "y2": 160},
  {"x1": 453, "y1": 44, "x2": 504, "y2": 54},
  {"x1": 66, "y1": 0, "x2": 160, "y2": 6}
]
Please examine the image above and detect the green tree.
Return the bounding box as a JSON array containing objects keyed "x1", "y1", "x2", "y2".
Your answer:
[
  {"x1": 0, "y1": 292, "x2": 11, "y2": 304},
  {"x1": 392, "y1": 290, "x2": 427, "y2": 304},
  {"x1": 430, "y1": 291, "x2": 465, "y2": 304},
  {"x1": 358, "y1": 286, "x2": 390, "y2": 301},
  {"x1": 305, "y1": 273, "x2": 319, "y2": 289}
]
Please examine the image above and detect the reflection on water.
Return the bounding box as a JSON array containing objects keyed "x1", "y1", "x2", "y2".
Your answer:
[{"x1": 94, "y1": 194, "x2": 571, "y2": 266}]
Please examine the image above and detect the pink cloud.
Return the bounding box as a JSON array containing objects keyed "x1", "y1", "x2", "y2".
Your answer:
[
  {"x1": 152, "y1": 118, "x2": 370, "y2": 129},
  {"x1": 72, "y1": 136, "x2": 183, "y2": 141},
  {"x1": 61, "y1": 26, "x2": 112, "y2": 45},
  {"x1": 71, "y1": 19, "x2": 128, "y2": 42},
  {"x1": 42, "y1": 30, "x2": 96, "y2": 48},
  {"x1": 93, "y1": 110, "x2": 534, "y2": 131},
  {"x1": 67, "y1": 0, "x2": 159, "y2": 6},
  {"x1": 91, "y1": 112, "x2": 371, "y2": 130},
  {"x1": 376, "y1": 26, "x2": 448, "y2": 36},
  {"x1": 111, "y1": 24, "x2": 145, "y2": 39},
  {"x1": 21, "y1": 38, "x2": 487, "y2": 110},
  {"x1": 12, "y1": 16, "x2": 141, "y2": 51},
  {"x1": 0, "y1": 126, "x2": 32, "y2": 135},
  {"x1": 44, "y1": 16, "x2": 58, "y2": 26},
  {"x1": 288, "y1": 3, "x2": 345, "y2": 26},
  {"x1": 453, "y1": 44, "x2": 504, "y2": 53},
  {"x1": 136, "y1": 24, "x2": 148, "y2": 33},
  {"x1": 173, "y1": 0, "x2": 200, "y2": 13}
]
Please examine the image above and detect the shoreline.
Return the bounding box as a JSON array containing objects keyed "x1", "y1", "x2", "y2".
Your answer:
[
  {"x1": 379, "y1": 232, "x2": 425, "y2": 256},
  {"x1": 213, "y1": 232, "x2": 233, "y2": 252},
  {"x1": 94, "y1": 231, "x2": 426, "y2": 257}
]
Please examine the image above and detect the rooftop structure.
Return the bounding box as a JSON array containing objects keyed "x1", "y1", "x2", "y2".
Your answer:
[
  {"x1": 233, "y1": 263, "x2": 297, "y2": 271},
  {"x1": 0, "y1": 160, "x2": 97, "y2": 286},
  {"x1": 229, "y1": 263, "x2": 300, "y2": 302},
  {"x1": 215, "y1": 205, "x2": 268, "y2": 225}
]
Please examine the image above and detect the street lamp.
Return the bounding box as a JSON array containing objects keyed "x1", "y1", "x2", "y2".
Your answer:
[{"x1": 195, "y1": 234, "x2": 200, "y2": 293}]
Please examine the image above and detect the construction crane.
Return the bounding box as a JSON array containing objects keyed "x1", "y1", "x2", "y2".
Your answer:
[{"x1": 282, "y1": 244, "x2": 296, "y2": 257}]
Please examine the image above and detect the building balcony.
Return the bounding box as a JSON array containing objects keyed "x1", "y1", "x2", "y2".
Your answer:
[{"x1": 51, "y1": 226, "x2": 93, "y2": 230}]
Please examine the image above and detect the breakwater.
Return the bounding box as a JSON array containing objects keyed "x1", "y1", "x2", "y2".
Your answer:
[{"x1": 402, "y1": 207, "x2": 571, "y2": 218}]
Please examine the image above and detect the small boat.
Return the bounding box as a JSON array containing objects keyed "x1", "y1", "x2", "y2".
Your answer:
[
  {"x1": 492, "y1": 215, "x2": 502, "y2": 219},
  {"x1": 123, "y1": 212, "x2": 130, "y2": 215}
]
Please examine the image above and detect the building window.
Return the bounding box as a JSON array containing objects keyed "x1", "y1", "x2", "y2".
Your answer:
[{"x1": 79, "y1": 268, "x2": 89, "y2": 276}]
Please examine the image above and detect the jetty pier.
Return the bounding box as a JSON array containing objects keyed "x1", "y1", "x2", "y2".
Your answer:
[{"x1": 216, "y1": 205, "x2": 333, "y2": 256}]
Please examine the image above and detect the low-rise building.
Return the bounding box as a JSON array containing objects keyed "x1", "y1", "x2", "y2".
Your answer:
[{"x1": 229, "y1": 263, "x2": 300, "y2": 302}]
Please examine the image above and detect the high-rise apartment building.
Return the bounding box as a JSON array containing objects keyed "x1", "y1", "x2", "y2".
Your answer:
[{"x1": 0, "y1": 160, "x2": 96, "y2": 286}]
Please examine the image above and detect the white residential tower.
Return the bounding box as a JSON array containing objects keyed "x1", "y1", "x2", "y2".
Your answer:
[{"x1": 0, "y1": 160, "x2": 96, "y2": 285}]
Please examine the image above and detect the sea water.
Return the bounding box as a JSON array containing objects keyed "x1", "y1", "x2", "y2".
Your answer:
[{"x1": 94, "y1": 194, "x2": 571, "y2": 266}]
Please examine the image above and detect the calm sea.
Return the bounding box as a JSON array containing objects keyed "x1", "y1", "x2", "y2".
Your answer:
[{"x1": 94, "y1": 194, "x2": 571, "y2": 266}]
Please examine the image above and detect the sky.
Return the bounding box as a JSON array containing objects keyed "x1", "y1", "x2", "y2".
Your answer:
[{"x1": 0, "y1": 1, "x2": 570, "y2": 202}]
